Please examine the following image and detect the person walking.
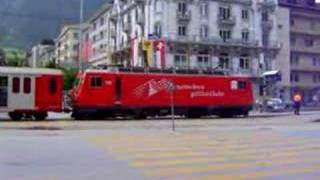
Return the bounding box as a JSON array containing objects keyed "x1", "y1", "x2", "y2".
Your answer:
[{"x1": 293, "y1": 93, "x2": 302, "y2": 115}]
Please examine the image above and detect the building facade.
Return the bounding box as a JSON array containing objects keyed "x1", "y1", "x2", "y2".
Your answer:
[
  {"x1": 102, "y1": 0, "x2": 281, "y2": 100},
  {"x1": 278, "y1": 0, "x2": 320, "y2": 103},
  {"x1": 30, "y1": 41, "x2": 55, "y2": 68},
  {"x1": 86, "y1": 3, "x2": 113, "y2": 66},
  {"x1": 55, "y1": 24, "x2": 81, "y2": 68}
]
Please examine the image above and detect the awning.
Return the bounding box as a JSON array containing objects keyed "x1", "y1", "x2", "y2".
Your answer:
[{"x1": 262, "y1": 70, "x2": 280, "y2": 77}]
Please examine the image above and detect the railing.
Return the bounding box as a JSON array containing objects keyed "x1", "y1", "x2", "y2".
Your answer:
[
  {"x1": 217, "y1": 16, "x2": 236, "y2": 26},
  {"x1": 176, "y1": 10, "x2": 191, "y2": 21}
]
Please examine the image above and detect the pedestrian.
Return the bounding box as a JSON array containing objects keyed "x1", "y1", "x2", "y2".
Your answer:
[{"x1": 293, "y1": 93, "x2": 302, "y2": 115}]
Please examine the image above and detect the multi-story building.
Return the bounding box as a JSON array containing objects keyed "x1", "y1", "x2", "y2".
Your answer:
[
  {"x1": 55, "y1": 24, "x2": 81, "y2": 68},
  {"x1": 106, "y1": 0, "x2": 281, "y2": 100},
  {"x1": 278, "y1": 0, "x2": 320, "y2": 103},
  {"x1": 30, "y1": 40, "x2": 55, "y2": 67},
  {"x1": 87, "y1": 3, "x2": 113, "y2": 66}
]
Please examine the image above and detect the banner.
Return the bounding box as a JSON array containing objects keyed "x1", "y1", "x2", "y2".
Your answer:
[
  {"x1": 142, "y1": 40, "x2": 153, "y2": 67},
  {"x1": 130, "y1": 37, "x2": 139, "y2": 66},
  {"x1": 82, "y1": 40, "x2": 92, "y2": 62}
]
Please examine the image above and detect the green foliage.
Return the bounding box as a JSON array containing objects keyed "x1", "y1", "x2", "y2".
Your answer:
[
  {"x1": 62, "y1": 68, "x2": 79, "y2": 91},
  {"x1": 2, "y1": 47, "x2": 28, "y2": 67}
]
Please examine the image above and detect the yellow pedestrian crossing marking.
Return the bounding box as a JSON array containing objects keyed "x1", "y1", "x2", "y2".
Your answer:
[{"x1": 86, "y1": 131, "x2": 320, "y2": 179}]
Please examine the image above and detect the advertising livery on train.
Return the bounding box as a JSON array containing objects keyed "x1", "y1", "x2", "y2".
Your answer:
[{"x1": 71, "y1": 68, "x2": 254, "y2": 119}]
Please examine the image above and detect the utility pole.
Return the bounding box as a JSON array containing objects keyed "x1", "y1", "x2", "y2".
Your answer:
[{"x1": 78, "y1": 0, "x2": 84, "y2": 72}]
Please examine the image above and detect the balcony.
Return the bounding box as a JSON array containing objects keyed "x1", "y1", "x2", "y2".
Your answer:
[
  {"x1": 217, "y1": 16, "x2": 236, "y2": 27},
  {"x1": 176, "y1": 11, "x2": 191, "y2": 22},
  {"x1": 261, "y1": 20, "x2": 273, "y2": 31},
  {"x1": 164, "y1": 34, "x2": 260, "y2": 48},
  {"x1": 257, "y1": 0, "x2": 276, "y2": 11}
]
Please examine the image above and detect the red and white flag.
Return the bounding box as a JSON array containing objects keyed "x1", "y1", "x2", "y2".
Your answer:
[{"x1": 154, "y1": 39, "x2": 166, "y2": 69}]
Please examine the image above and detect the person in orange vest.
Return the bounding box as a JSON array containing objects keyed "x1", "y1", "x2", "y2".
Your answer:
[{"x1": 293, "y1": 93, "x2": 302, "y2": 115}]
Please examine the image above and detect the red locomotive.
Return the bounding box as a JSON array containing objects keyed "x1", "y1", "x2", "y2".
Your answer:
[
  {"x1": 0, "y1": 67, "x2": 63, "y2": 120},
  {"x1": 71, "y1": 68, "x2": 254, "y2": 119}
]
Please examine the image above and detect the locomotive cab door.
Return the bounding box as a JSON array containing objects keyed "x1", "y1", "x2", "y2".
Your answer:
[
  {"x1": 0, "y1": 76, "x2": 8, "y2": 108},
  {"x1": 8, "y1": 75, "x2": 35, "y2": 110},
  {"x1": 115, "y1": 77, "x2": 122, "y2": 104}
]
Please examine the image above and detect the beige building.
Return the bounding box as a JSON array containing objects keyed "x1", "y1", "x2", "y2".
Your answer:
[{"x1": 55, "y1": 24, "x2": 81, "y2": 68}]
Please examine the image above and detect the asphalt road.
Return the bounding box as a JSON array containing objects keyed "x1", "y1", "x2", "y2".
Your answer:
[{"x1": 1, "y1": 112, "x2": 320, "y2": 180}]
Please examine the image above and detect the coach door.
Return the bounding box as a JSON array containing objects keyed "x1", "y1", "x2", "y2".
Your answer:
[
  {"x1": 8, "y1": 75, "x2": 35, "y2": 110},
  {"x1": 115, "y1": 77, "x2": 122, "y2": 104},
  {"x1": 0, "y1": 76, "x2": 8, "y2": 108}
]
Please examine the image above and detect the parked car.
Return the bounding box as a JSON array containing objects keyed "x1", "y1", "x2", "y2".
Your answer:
[{"x1": 265, "y1": 98, "x2": 286, "y2": 112}]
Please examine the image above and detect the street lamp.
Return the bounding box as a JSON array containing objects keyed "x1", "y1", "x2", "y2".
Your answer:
[{"x1": 78, "y1": 0, "x2": 84, "y2": 72}]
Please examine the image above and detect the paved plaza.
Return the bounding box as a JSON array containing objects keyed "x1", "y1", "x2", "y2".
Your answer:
[{"x1": 1, "y1": 112, "x2": 320, "y2": 180}]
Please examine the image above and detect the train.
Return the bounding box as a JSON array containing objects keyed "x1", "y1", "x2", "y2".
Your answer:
[
  {"x1": 70, "y1": 68, "x2": 254, "y2": 119},
  {"x1": 0, "y1": 67, "x2": 254, "y2": 120},
  {"x1": 0, "y1": 67, "x2": 63, "y2": 120}
]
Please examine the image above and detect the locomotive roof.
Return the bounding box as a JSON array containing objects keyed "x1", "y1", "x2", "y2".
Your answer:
[{"x1": 0, "y1": 67, "x2": 63, "y2": 75}]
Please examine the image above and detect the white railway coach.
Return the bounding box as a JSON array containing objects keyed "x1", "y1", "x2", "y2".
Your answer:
[{"x1": 0, "y1": 67, "x2": 63, "y2": 120}]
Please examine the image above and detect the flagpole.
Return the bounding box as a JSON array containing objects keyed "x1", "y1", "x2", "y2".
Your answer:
[{"x1": 79, "y1": 0, "x2": 84, "y2": 72}]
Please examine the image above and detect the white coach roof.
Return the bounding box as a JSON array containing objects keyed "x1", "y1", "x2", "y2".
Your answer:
[{"x1": 0, "y1": 67, "x2": 63, "y2": 75}]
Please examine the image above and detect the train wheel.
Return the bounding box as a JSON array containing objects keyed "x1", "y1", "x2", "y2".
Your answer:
[
  {"x1": 34, "y1": 112, "x2": 48, "y2": 121},
  {"x1": 9, "y1": 112, "x2": 22, "y2": 121}
]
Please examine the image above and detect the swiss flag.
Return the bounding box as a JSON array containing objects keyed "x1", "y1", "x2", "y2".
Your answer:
[{"x1": 154, "y1": 39, "x2": 166, "y2": 69}]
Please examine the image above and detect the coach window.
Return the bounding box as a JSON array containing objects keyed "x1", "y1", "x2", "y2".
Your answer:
[
  {"x1": 23, "y1": 77, "x2": 31, "y2": 94},
  {"x1": 49, "y1": 78, "x2": 57, "y2": 94},
  {"x1": 91, "y1": 77, "x2": 102, "y2": 88},
  {"x1": 12, "y1": 77, "x2": 20, "y2": 93}
]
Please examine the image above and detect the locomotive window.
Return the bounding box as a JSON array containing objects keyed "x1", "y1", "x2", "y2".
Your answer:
[
  {"x1": 238, "y1": 81, "x2": 247, "y2": 89},
  {"x1": 49, "y1": 78, "x2": 57, "y2": 94},
  {"x1": 23, "y1": 78, "x2": 31, "y2": 94},
  {"x1": 12, "y1": 77, "x2": 20, "y2": 93},
  {"x1": 91, "y1": 77, "x2": 102, "y2": 88}
]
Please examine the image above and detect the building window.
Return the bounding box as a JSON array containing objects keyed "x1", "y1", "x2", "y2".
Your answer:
[
  {"x1": 200, "y1": 3, "x2": 208, "y2": 17},
  {"x1": 290, "y1": 18, "x2": 295, "y2": 26},
  {"x1": 262, "y1": 12, "x2": 269, "y2": 21},
  {"x1": 23, "y1": 78, "x2": 31, "y2": 94},
  {"x1": 178, "y1": 1, "x2": 187, "y2": 14},
  {"x1": 242, "y1": 31, "x2": 249, "y2": 42},
  {"x1": 178, "y1": 25, "x2": 187, "y2": 36},
  {"x1": 155, "y1": 0, "x2": 163, "y2": 13},
  {"x1": 200, "y1": 25, "x2": 208, "y2": 39},
  {"x1": 291, "y1": 36, "x2": 296, "y2": 46},
  {"x1": 174, "y1": 54, "x2": 187, "y2": 68},
  {"x1": 305, "y1": 38, "x2": 314, "y2": 47},
  {"x1": 93, "y1": 23, "x2": 97, "y2": 30},
  {"x1": 12, "y1": 77, "x2": 20, "y2": 94},
  {"x1": 219, "y1": 53, "x2": 229, "y2": 69},
  {"x1": 290, "y1": 54, "x2": 299, "y2": 65},
  {"x1": 100, "y1": 17, "x2": 104, "y2": 26},
  {"x1": 73, "y1": 33, "x2": 79, "y2": 39},
  {"x1": 219, "y1": 6, "x2": 231, "y2": 20},
  {"x1": 242, "y1": 9, "x2": 249, "y2": 20},
  {"x1": 240, "y1": 55, "x2": 250, "y2": 70},
  {"x1": 197, "y1": 55, "x2": 210, "y2": 68},
  {"x1": 90, "y1": 77, "x2": 102, "y2": 88},
  {"x1": 100, "y1": 31, "x2": 104, "y2": 40},
  {"x1": 290, "y1": 73, "x2": 299, "y2": 82},
  {"x1": 219, "y1": 29, "x2": 231, "y2": 42}
]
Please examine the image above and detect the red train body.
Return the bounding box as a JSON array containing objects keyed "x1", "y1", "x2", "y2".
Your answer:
[
  {"x1": 71, "y1": 69, "x2": 254, "y2": 119},
  {"x1": 0, "y1": 67, "x2": 63, "y2": 120}
]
